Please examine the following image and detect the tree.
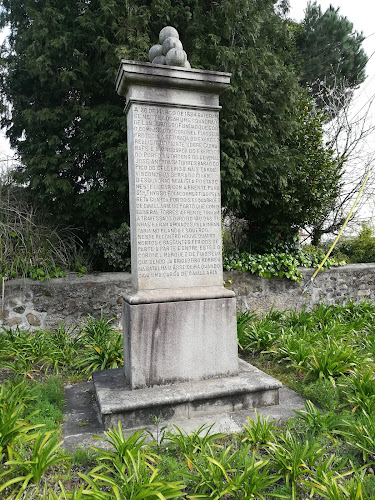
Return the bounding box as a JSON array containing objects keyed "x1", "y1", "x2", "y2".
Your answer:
[
  {"x1": 0, "y1": 0, "x2": 302, "y2": 239},
  {"x1": 294, "y1": 2, "x2": 367, "y2": 106},
  {"x1": 305, "y1": 79, "x2": 375, "y2": 245},
  {"x1": 237, "y1": 93, "x2": 343, "y2": 253},
  {"x1": 0, "y1": 0, "x2": 343, "y2": 255},
  {"x1": 0, "y1": 0, "x2": 152, "y2": 236},
  {"x1": 287, "y1": 3, "x2": 371, "y2": 246}
]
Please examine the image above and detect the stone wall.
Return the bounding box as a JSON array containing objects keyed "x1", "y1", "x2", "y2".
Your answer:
[
  {"x1": 0, "y1": 273, "x2": 132, "y2": 331},
  {"x1": 225, "y1": 263, "x2": 375, "y2": 314},
  {"x1": 1, "y1": 263, "x2": 374, "y2": 331}
]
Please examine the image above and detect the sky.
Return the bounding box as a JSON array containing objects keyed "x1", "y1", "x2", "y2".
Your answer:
[
  {"x1": 289, "y1": 0, "x2": 375, "y2": 125},
  {"x1": 289, "y1": 0, "x2": 375, "y2": 223}
]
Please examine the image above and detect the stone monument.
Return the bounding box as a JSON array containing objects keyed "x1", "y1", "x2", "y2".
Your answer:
[{"x1": 93, "y1": 27, "x2": 281, "y2": 430}]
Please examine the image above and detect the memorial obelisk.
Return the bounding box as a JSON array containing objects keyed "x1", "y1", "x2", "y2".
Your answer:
[{"x1": 93, "y1": 27, "x2": 281, "y2": 429}]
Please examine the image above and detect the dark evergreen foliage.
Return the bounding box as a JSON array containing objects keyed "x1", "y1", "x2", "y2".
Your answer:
[
  {"x1": 295, "y1": 2, "x2": 367, "y2": 101},
  {"x1": 0, "y1": 0, "x2": 364, "y2": 253}
]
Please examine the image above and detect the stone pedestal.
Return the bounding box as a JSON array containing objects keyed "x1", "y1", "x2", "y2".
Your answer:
[
  {"x1": 123, "y1": 292, "x2": 238, "y2": 389},
  {"x1": 93, "y1": 60, "x2": 281, "y2": 431},
  {"x1": 93, "y1": 360, "x2": 281, "y2": 430}
]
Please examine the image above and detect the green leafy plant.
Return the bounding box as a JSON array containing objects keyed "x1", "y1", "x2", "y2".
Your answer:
[
  {"x1": 306, "y1": 339, "x2": 370, "y2": 385},
  {"x1": 93, "y1": 423, "x2": 148, "y2": 463},
  {"x1": 306, "y1": 454, "x2": 352, "y2": 498},
  {"x1": 217, "y1": 447, "x2": 280, "y2": 499},
  {"x1": 294, "y1": 400, "x2": 343, "y2": 438},
  {"x1": 242, "y1": 411, "x2": 277, "y2": 450},
  {"x1": 276, "y1": 330, "x2": 312, "y2": 370},
  {"x1": 306, "y1": 467, "x2": 368, "y2": 500},
  {"x1": 79, "y1": 448, "x2": 185, "y2": 499},
  {"x1": 94, "y1": 222, "x2": 131, "y2": 271},
  {"x1": 0, "y1": 315, "x2": 124, "y2": 380},
  {"x1": 239, "y1": 318, "x2": 280, "y2": 352},
  {"x1": 0, "y1": 326, "x2": 50, "y2": 375},
  {"x1": 186, "y1": 443, "x2": 278, "y2": 499},
  {"x1": 267, "y1": 430, "x2": 326, "y2": 500},
  {"x1": 339, "y1": 369, "x2": 375, "y2": 414},
  {"x1": 338, "y1": 223, "x2": 375, "y2": 263},
  {"x1": 223, "y1": 251, "x2": 304, "y2": 281},
  {"x1": 43, "y1": 324, "x2": 83, "y2": 374},
  {"x1": 0, "y1": 380, "x2": 40, "y2": 460},
  {"x1": 298, "y1": 378, "x2": 341, "y2": 412},
  {"x1": 237, "y1": 310, "x2": 257, "y2": 350},
  {"x1": 43, "y1": 481, "x2": 87, "y2": 500},
  {"x1": 223, "y1": 248, "x2": 345, "y2": 282},
  {"x1": 74, "y1": 316, "x2": 123, "y2": 374},
  {"x1": 164, "y1": 424, "x2": 225, "y2": 456},
  {"x1": 0, "y1": 431, "x2": 70, "y2": 499},
  {"x1": 340, "y1": 410, "x2": 375, "y2": 463}
]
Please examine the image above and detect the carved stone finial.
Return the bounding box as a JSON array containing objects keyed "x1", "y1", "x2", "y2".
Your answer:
[{"x1": 148, "y1": 26, "x2": 191, "y2": 68}]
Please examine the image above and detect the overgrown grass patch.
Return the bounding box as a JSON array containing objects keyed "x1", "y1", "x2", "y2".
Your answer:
[
  {"x1": 26, "y1": 377, "x2": 65, "y2": 431},
  {"x1": 0, "y1": 315, "x2": 123, "y2": 382},
  {"x1": 2, "y1": 302, "x2": 375, "y2": 498},
  {"x1": 240, "y1": 299, "x2": 375, "y2": 391}
]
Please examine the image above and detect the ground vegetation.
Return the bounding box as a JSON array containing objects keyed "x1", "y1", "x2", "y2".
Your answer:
[{"x1": 1, "y1": 302, "x2": 375, "y2": 498}]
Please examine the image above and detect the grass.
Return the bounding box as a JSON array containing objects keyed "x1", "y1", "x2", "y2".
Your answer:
[
  {"x1": 2, "y1": 301, "x2": 375, "y2": 498},
  {"x1": 240, "y1": 300, "x2": 375, "y2": 403},
  {"x1": 26, "y1": 377, "x2": 65, "y2": 431}
]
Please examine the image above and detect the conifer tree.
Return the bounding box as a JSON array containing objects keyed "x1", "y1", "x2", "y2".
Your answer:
[
  {"x1": 295, "y1": 2, "x2": 367, "y2": 102},
  {"x1": 0, "y1": 0, "x2": 151, "y2": 234}
]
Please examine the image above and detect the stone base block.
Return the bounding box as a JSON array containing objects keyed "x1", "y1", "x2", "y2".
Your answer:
[
  {"x1": 123, "y1": 295, "x2": 238, "y2": 389},
  {"x1": 93, "y1": 360, "x2": 282, "y2": 430}
]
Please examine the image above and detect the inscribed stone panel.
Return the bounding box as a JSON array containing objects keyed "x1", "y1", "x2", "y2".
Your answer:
[{"x1": 129, "y1": 104, "x2": 223, "y2": 290}]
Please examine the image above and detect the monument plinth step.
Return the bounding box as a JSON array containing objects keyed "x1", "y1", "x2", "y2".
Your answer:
[
  {"x1": 93, "y1": 360, "x2": 282, "y2": 430},
  {"x1": 123, "y1": 285, "x2": 235, "y2": 305}
]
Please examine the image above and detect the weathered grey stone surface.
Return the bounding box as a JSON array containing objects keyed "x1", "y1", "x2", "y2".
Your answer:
[
  {"x1": 62, "y1": 381, "x2": 305, "y2": 450},
  {"x1": 0, "y1": 273, "x2": 132, "y2": 331},
  {"x1": 116, "y1": 61, "x2": 230, "y2": 96},
  {"x1": 123, "y1": 285, "x2": 234, "y2": 304},
  {"x1": 2, "y1": 264, "x2": 375, "y2": 331},
  {"x1": 123, "y1": 297, "x2": 238, "y2": 389},
  {"x1": 62, "y1": 382, "x2": 105, "y2": 450},
  {"x1": 159, "y1": 26, "x2": 179, "y2": 44},
  {"x1": 120, "y1": 62, "x2": 229, "y2": 292},
  {"x1": 113, "y1": 60, "x2": 245, "y2": 400},
  {"x1": 225, "y1": 263, "x2": 375, "y2": 313},
  {"x1": 93, "y1": 360, "x2": 282, "y2": 430}
]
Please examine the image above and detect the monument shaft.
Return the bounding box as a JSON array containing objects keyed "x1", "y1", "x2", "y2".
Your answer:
[{"x1": 117, "y1": 61, "x2": 238, "y2": 389}]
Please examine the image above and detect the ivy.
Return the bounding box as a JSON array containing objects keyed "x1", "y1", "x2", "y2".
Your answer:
[
  {"x1": 223, "y1": 248, "x2": 346, "y2": 282},
  {"x1": 0, "y1": 264, "x2": 66, "y2": 282}
]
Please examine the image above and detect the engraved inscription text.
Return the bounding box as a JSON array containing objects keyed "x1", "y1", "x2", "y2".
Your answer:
[{"x1": 132, "y1": 105, "x2": 222, "y2": 281}]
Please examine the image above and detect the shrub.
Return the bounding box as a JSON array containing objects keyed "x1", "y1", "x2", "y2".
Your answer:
[
  {"x1": 223, "y1": 248, "x2": 345, "y2": 282},
  {"x1": 340, "y1": 223, "x2": 375, "y2": 263},
  {"x1": 223, "y1": 251, "x2": 304, "y2": 281},
  {"x1": 0, "y1": 184, "x2": 83, "y2": 281},
  {"x1": 93, "y1": 222, "x2": 131, "y2": 271},
  {"x1": 74, "y1": 315, "x2": 123, "y2": 373}
]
